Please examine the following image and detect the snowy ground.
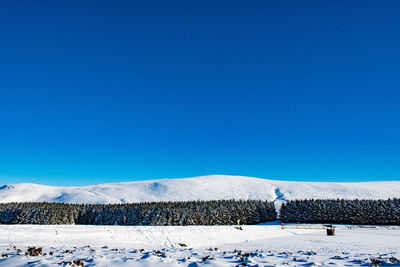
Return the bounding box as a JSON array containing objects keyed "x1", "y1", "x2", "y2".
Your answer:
[{"x1": 0, "y1": 223, "x2": 399, "y2": 266}]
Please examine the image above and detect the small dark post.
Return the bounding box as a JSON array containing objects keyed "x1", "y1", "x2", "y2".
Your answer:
[{"x1": 325, "y1": 224, "x2": 335, "y2": 236}]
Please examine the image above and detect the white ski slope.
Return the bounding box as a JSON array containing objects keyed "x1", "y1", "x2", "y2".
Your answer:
[{"x1": 0, "y1": 175, "x2": 399, "y2": 204}]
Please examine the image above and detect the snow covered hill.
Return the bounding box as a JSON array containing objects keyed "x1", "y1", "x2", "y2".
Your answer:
[{"x1": 0, "y1": 175, "x2": 399, "y2": 204}]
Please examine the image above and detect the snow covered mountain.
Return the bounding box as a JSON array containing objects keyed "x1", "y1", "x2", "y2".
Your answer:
[{"x1": 0, "y1": 175, "x2": 399, "y2": 204}]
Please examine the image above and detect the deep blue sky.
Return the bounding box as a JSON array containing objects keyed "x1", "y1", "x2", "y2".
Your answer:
[{"x1": 1, "y1": 1, "x2": 399, "y2": 186}]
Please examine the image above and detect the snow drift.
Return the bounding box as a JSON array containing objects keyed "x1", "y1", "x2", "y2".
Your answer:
[{"x1": 0, "y1": 175, "x2": 399, "y2": 204}]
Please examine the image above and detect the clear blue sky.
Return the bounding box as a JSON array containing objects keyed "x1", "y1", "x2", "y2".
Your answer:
[{"x1": 1, "y1": 1, "x2": 399, "y2": 186}]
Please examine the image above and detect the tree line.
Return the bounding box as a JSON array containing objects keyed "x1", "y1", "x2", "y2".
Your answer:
[
  {"x1": 2, "y1": 198, "x2": 399, "y2": 226},
  {"x1": 279, "y1": 198, "x2": 400, "y2": 225},
  {"x1": 0, "y1": 199, "x2": 277, "y2": 225}
]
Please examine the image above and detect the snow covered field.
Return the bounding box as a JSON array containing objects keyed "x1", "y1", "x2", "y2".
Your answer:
[{"x1": 0, "y1": 224, "x2": 399, "y2": 266}]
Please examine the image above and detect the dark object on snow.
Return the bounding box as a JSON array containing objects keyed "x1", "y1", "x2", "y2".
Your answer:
[
  {"x1": 26, "y1": 247, "x2": 43, "y2": 256},
  {"x1": 370, "y1": 258, "x2": 383, "y2": 266},
  {"x1": 1, "y1": 253, "x2": 7, "y2": 257},
  {"x1": 389, "y1": 257, "x2": 398, "y2": 263},
  {"x1": 154, "y1": 250, "x2": 166, "y2": 257},
  {"x1": 178, "y1": 243, "x2": 187, "y2": 247},
  {"x1": 234, "y1": 226, "x2": 243, "y2": 230},
  {"x1": 71, "y1": 259, "x2": 85, "y2": 266},
  {"x1": 327, "y1": 228, "x2": 335, "y2": 236},
  {"x1": 202, "y1": 255, "x2": 214, "y2": 261}
]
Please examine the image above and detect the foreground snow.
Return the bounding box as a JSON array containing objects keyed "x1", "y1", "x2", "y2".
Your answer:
[
  {"x1": 0, "y1": 224, "x2": 399, "y2": 266},
  {"x1": 1, "y1": 175, "x2": 400, "y2": 204}
]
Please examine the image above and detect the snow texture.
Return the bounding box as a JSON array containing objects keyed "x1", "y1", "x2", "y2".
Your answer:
[
  {"x1": 1, "y1": 175, "x2": 399, "y2": 204},
  {"x1": 0, "y1": 224, "x2": 399, "y2": 266}
]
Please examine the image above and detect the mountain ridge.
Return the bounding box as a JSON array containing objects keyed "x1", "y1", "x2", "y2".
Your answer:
[{"x1": 1, "y1": 175, "x2": 399, "y2": 204}]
